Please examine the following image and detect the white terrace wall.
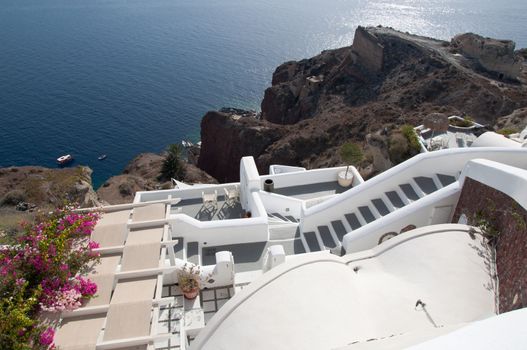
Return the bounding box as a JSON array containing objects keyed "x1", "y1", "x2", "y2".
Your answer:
[
  {"x1": 240, "y1": 156, "x2": 261, "y2": 211},
  {"x1": 260, "y1": 165, "x2": 362, "y2": 189},
  {"x1": 301, "y1": 148, "x2": 527, "y2": 235},
  {"x1": 169, "y1": 191, "x2": 268, "y2": 246},
  {"x1": 269, "y1": 164, "x2": 306, "y2": 175},
  {"x1": 259, "y1": 165, "x2": 363, "y2": 218},
  {"x1": 134, "y1": 183, "x2": 239, "y2": 203},
  {"x1": 258, "y1": 191, "x2": 303, "y2": 218}
]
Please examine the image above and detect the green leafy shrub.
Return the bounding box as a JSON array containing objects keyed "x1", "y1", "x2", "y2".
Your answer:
[
  {"x1": 339, "y1": 142, "x2": 364, "y2": 175},
  {"x1": 159, "y1": 144, "x2": 186, "y2": 181},
  {"x1": 389, "y1": 126, "x2": 421, "y2": 165},
  {"x1": 400, "y1": 125, "x2": 421, "y2": 154},
  {"x1": 496, "y1": 128, "x2": 519, "y2": 136},
  {"x1": 388, "y1": 133, "x2": 409, "y2": 164}
]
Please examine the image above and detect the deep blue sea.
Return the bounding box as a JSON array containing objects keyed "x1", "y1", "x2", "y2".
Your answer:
[{"x1": 1, "y1": 0, "x2": 526, "y2": 188}]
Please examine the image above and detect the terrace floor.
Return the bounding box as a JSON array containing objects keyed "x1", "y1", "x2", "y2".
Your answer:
[
  {"x1": 171, "y1": 196, "x2": 244, "y2": 221},
  {"x1": 202, "y1": 237, "x2": 306, "y2": 273},
  {"x1": 273, "y1": 181, "x2": 347, "y2": 200},
  {"x1": 158, "y1": 284, "x2": 234, "y2": 350},
  {"x1": 421, "y1": 128, "x2": 478, "y2": 150}
]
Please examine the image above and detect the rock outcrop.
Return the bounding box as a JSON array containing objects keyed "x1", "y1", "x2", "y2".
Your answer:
[
  {"x1": 98, "y1": 153, "x2": 217, "y2": 204},
  {"x1": 198, "y1": 111, "x2": 285, "y2": 182},
  {"x1": 451, "y1": 33, "x2": 523, "y2": 79},
  {"x1": 0, "y1": 166, "x2": 100, "y2": 209},
  {"x1": 199, "y1": 26, "x2": 527, "y2": 182}
]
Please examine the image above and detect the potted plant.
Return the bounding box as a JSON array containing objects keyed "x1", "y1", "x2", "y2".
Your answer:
[
  {"x1": 177, "y1": 263, "x2": 202, "y2": 299},
  {"x1": 338, "y1": 142, "x2": 363, "y2": 187},
  {"x1": 177, "y1": 263, "x2": 214, "y2": 299}
]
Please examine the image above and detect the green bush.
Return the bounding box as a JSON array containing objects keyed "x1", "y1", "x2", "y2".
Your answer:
[
  {"x1": 339, "y1": 142, "x2": 364, "y2": 165},
  {"x1": 339, "y1": 142, "x2": 364, "y2": 175},
  {"x1": 496, "y1": 128, "x2": 519, "y2": 136},
  {"x1": 400, "y1": 125, "x2": 421, "y2": 154},
  {"x1": 388, "y1": 133, "x2": 409, "y2": 164},
  {"x1": 159, "y1": 144, "x2": 186, "y2": 181}
]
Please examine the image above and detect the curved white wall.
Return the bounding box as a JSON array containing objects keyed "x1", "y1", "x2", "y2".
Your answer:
[{"x1": 192, "y1": 224, "x2": 496, "y2": 350}]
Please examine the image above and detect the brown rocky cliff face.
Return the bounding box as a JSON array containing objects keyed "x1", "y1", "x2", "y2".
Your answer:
[
  {"x1": 198, "y1": 111, "x2": 285, "y2": 182},
  {"x1": 198, "y1": 26, "x2": 527, "y2": 182},
  {"x1": 261, "y1": 26, "x2": 526, "y2": 127},
  {"x1": 98, "y1": 152, "x2": 217, "y2": 204}
]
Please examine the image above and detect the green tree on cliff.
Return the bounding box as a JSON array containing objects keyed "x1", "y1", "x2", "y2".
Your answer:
[
  {"x1": 159, "y1": 144, "x2": 185, "y2": 181},
  {"x1": 340, "y1": 142, "x2": 363, "y2": 176}
]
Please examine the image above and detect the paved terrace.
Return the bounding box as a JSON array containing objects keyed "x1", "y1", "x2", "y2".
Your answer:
[
  {"x1": 421, "y1": 127, "x2": 479, "y2": 150},
  {"x1": 171, "y1": 196, "x2": 244, "y2": 221}
]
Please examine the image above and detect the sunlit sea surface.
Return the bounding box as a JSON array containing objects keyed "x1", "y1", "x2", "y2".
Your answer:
[{"x1": 1, "y1": 0, "x2": 526, "y2": 187}]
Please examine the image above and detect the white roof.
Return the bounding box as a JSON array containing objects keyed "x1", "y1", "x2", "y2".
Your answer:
[
  {"x1": 408, "y1": 308, "x2": 527, "y2": 349},
  {"x1": 471, "y1": 131, "x2": 521, "y2": 148},
  {"x1": 193, "y1": 225, "x2": 496, "y2": 350}
]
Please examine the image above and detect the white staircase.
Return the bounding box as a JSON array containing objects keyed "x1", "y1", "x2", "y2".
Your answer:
[{"x1": 300, "y1": 173, "x2": 457, "y2": 253}]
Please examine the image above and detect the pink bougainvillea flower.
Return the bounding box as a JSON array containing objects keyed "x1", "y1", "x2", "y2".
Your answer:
[{"x1": 39, "y1": 327, "x2": 55, "y2": 346}]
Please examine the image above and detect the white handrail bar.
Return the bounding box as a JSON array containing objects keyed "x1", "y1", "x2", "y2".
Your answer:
[{"x1": 75, "y1": 198, "x2": 181, "y2": 213}]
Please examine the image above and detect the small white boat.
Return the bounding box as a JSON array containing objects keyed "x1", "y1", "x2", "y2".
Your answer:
[
  {"x1": 182, "y1": 140, "x2": 194, "y2": 148},
  {"x1": 56, "y1": 154, "x2": 73, "y2": 165},
  {"x1": 98, "y1": 154, "x2": 107, "y2": 161}
]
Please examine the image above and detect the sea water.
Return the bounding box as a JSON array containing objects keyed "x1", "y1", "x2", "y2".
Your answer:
[{"x1": 1, "y1": 0, "x2": 526, "y2": 187}]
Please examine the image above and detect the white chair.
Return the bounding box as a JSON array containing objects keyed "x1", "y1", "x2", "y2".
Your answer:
[
  {"x1": 202, "y1": 190, "x2": 218, "y2": 210},
  {"x1": 223, "y1": 185, "x2": 239, "y2": 206}
]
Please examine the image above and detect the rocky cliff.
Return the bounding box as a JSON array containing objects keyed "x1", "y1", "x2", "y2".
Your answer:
[
  {"x1": 97, "y1": 152, "x2": 217, "y2": 204},
  {"x1": 198, "y1": 26, "x2": 527, "y2": 182},
  {"x1": 198, "y1": 111, "x2": 285, "y2": 182},
  {"x1": 0, "y1": 166, "x2": 100, "y2": 235}
]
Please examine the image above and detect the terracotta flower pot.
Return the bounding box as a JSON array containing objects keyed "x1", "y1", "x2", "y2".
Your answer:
[{"x1": 182, "y1": 287, "x2": 199, "y2": 300}]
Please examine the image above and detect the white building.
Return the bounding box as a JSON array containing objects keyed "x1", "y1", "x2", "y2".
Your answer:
[{"x1": 54, "y1": 134, "x2": 527, "y2": 349}]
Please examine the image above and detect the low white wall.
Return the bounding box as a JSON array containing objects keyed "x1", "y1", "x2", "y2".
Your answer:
[
  {"x1": 342, "y1": 183, "x2": 461, "y2": 253},
  {"x1": 459, "y1": 158, "x2": 527, "y2": 210},
  {"x1": 301, "y1": 148, "x2": 527, "y2": 235},
  {"x1": 269, "y1": 164, "x2": 306, "y2": 175},
  {"x1": 169, "y1": 191, "x2": 268, "y2": 246},
  {"x1": 260, "y1": 166, "x2": 363, "y2": 189},
  {"x1": 246, "y1": 190, "x2": 266, "y2": 218},
  {"x1": 135, "y1": 183, "x2": 239, "y2": 203},
  {"x1": 258, "y1": 191, "x2": 303, "y2": 218},
  {"x1": 170, "y1": 216, "x2": 267, "y2": 246}
]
